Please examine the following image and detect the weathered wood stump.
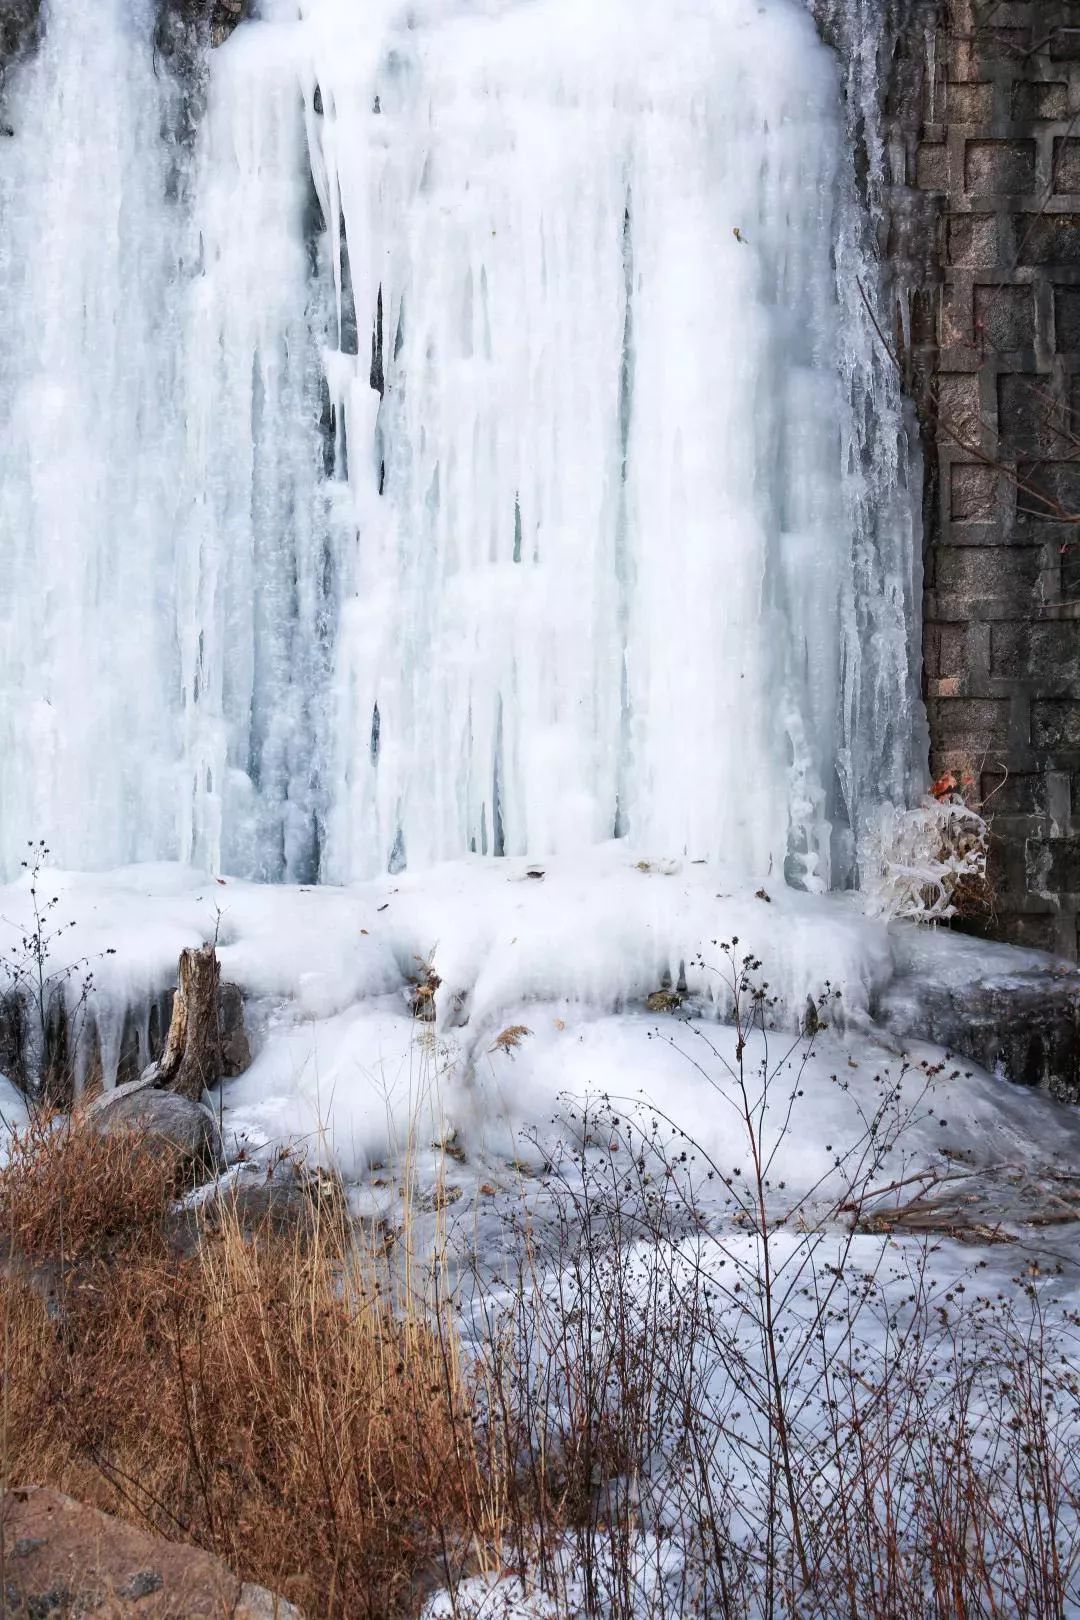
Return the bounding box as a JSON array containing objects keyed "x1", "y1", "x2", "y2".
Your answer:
[{"x1": 154, "y1": 942, "x2": 224, "y2": 1102}]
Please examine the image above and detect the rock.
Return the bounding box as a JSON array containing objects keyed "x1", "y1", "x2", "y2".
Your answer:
[
  {"x1": 194, "y1": 1157, "x2": 346, "y2": 1243},
  {"x1": 0, "y1": 0, "x2": 42, "y2": 66},
  {"x1": 87, "y1": 1077, "x2": 225, "y2": 1181},
  {"x1": 0, "y1": 987, "x2": 26, "y2": 1090},
  {"x1": 0, "y1": 966, "x2": 246, "y2": 1114},
  {"x1": 238, "y1": 1584, "x2": 306, "y2": 1620},
  {"x1": 0, "y1": 1486, "x2": 303, "y2": 1617},
  {"x1": 879, "y1": 925, "x2": 1080, "y2": 1103},
  {"x1": 218, "y1": 977, "x2": 252, "y2": 1077},
  {"x1": 210, "y1": 0, "x2": 248, "y2": 46}
]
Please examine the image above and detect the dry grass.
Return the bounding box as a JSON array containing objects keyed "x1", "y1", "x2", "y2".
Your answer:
[
  {"x1": 0, "y1": 1111, "x2": 175, "y2": 1263},
  {"x1": 0, "y1": 1116, "x2": 500, "y2": 1619},
  {"x1": 0, "y1": 1056, "x2": 1077, "y2": 1620}
]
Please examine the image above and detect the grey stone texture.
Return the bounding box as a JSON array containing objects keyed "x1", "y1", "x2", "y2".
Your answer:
[
  {"x1": 914, "y1": 0, "x2": 1080, "y2": 959},
  {"x1": 88, "y1": 1076, "x2": 226, "y2": 1182}
]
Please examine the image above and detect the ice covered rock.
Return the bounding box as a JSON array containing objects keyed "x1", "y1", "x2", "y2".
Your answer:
[{"x1": 879, "y1": 925, "x2": 1080, "y2": 1102}]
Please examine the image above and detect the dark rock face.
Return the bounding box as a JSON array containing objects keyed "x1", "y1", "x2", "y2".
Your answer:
[
  {"x1": 0, "y1": 0, "x2": 245, "y2": 78},
  {"x1": 879, "y1": 925, "x2": 1080, "y2": 1103},
  {"x1": 0, "y1": 989, "x2": 25, "y2": 1090},
  {"x1": 208, "y1": 0, "x2": 246, "y2": 48},
  {"x1": 218, "y1": 977, "x2": 252, "y2": 1077},
  {"x1": 155, "y1": 0, "x2": 248, "y2": 69},
  {"x1": 0, "y1": 975, "x2": 248, "y2": 1107},
  {"x1": 0, "y1": 0, "x2": 41, "y2": 65}
]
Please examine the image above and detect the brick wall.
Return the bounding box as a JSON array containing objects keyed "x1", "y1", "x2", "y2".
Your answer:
[{"x1": 917, "y1": 0, "x2": 1080, "y2": 958}]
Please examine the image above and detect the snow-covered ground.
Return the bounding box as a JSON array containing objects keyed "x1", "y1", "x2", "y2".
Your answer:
[
  {"x1": 1, "y1": 853, "x2": 1078, "y2": 1615},
  {"x1": 0, "y1": 848, "x2": 1076, "y2": 1196}
]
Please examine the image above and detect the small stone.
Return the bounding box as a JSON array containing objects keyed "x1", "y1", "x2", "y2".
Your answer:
[
  {"x1": 236, "y1": 1583, "x2": 305, "y2": 1619},
  {"x1": 119, "y1": 1569, "x2": 164, "y2": 1599}
]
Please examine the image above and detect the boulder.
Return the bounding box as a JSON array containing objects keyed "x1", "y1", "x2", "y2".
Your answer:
[
  {"x1": 87, "y1": 1077, "x2": 225, "y2": 1181},
  {"x1": 194, "y1": 1157, "x2": 346, "y2": 1243},
  {"x1": 0, "y1": 1485, "x2": 302, "y2": 1618}
]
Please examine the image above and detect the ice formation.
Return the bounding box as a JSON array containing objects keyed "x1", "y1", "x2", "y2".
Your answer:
[
  {"x1": 0, "y1": 0, "x2": 923, "y2": 895},
  {"x1": 0, "y1": 0, "x2": 1007, "y2": 1183},
  {"x1": 1, "y1": 854, "x2": 1076, "y2": 1191}
]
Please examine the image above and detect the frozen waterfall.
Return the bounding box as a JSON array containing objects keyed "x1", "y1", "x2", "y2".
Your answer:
[{"x1": 0, "y1": 0, "x2": 924, "y2": 893}]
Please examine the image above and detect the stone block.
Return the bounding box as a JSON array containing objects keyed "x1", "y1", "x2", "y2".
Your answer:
[
  {"x1": 980, "y1": 768, "x2": 1044, "y2": 815},
  {"x1": 1015, "y1": 214, "x2": 1080, "y2": 264},
  {"x1": 973, "y1": 282, "x2": 1035, "y2": 350},
  {"x1": 936, "y1": 620, "x2": 981, "y2": 677},
  {"x1": 918, "y1": 142, "x2": 949, "y2": 190},
  {"x1": 1016, "y1": 460, "x2": 1080, "y2": 522},
  {"x1": 935, "y1": 544, "x2": 1039, "y2": 596},
  {"x1": 1012, "y1": 80, "x2": 1070, "y2": 122},
  {"x1": 960, "y1": 28, "x2": 1029, "y2": 69},
  {"x1": 1029, "y1": 837, "x2": 1080, "y2": 891},
  {"x1": 990, "y1": 620, "x2": 1080, "y2": 679},
  {"x1": 1054, "y1": 284, "x2": 1080, "y2": 349},
  {"x1": 965, "y1": 138, "x2": 1036, "y2": 195},
  {"x1": 998, "y1": 913, "x2": 1064, "y2": 954},
  {"x1": 937, "y1": 371, "x2": 983, "y2": 443},
  {"x1": 926, "y1": 695, "x2": 1011, "y2": 746},
  {"x1": 949, "y1": 461, "x2": 1000, "y2": 520},
  {"x1": 997, "y1": 374, "x2": 1068, "y2": 453},
  {"x1": 941, "y1": 281, "x2": 972, "y2": 347},
  {"x1": 1032, "y1": 699, "x2": 1080, "y2": 747},
  {"x1": 1050, "y1": 25, "x2": 1080, "y2": 60},
  {"x1": 1055, "y1": 137, "x2": 1080, "y2": 194},
  {"x1": 1064, "y1": 547, "x2": 1080, "y2": 598},
  {"x1": 975, "y1": 1, "x2": 1029, "y2": 24},
  {"x1": 949, "y1": 80, "x2": 994, "y2": 123},
  {"x1": 948, "y1": 213, "x2": 997, "y2": 267}
]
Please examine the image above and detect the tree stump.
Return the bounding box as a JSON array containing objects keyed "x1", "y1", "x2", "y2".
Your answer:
[{"x1": 156, "y1": 943, "x2": 222, "y2": 1102}]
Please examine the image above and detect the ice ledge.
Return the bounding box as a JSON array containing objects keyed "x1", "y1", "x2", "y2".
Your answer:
[{"x1": 0, "y1": 851, "x2": 1076, "y2": 1104}]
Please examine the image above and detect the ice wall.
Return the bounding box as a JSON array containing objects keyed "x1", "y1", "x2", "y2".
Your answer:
[{"x1": 0, "y1": 0, "x2": 925, "y2": 894}]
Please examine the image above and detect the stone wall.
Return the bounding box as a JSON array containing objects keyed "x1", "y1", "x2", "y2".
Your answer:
[{"x1": 917, "y1": 0, "x2": 1080, "y2": 958}]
